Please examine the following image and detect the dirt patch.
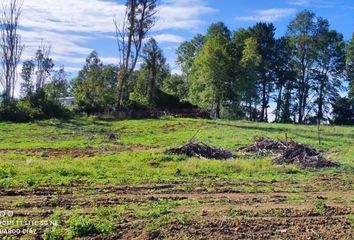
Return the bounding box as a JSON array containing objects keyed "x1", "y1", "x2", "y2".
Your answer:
[
  {"x1": 0, "y1": 144, "x2": 150, "y2": 159},
  {"x1": 0, "y1": 176, "x2": 353, "y2": 239},
  {"x1": 166, "y1": 141, "x2": 233, "y2": 160},
  {"x1": 241, "y1": 138, "x2": 340, "y2": 168}
]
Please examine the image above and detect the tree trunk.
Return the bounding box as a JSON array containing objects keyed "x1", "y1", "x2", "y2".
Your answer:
[
  {"x1": 117, "y1": 70, "x2": 128, "y2": 108},
  {"x1": 215, "y1": 101, "x2": 220, "y2": 119},
  {"x1": 261, "y1": 80, "x2": 266, "y2": 122},
  {"x1": 275, "y1": 86, "x2": 283, "y2": 122},
  {"x1": 317, "y1": 80, "x2": 324, "y2": 124}
]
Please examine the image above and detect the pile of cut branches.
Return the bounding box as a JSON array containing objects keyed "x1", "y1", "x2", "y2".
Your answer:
[
  {"x1": 166, "y1": 140, "x2": 233, "y2": 160},
  {"x1": 240, "y1": 138, "x2": 290, "y2": 154},
  {"x1": 273, "y1": 142, "x2": 340, "y2": 168},
  {"x1": 241, "y1": 138, "x2": 340, "y2": 168}
]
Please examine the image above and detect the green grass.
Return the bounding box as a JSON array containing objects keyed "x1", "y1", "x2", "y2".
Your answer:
[
  {"x1": 0, "y1": 117, "x2": 353, "y2": 238},
  {"x1": 0, "y1": 117, "x2": 353, "y2": 188}
]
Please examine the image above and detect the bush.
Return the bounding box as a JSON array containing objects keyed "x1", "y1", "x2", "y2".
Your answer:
[
  {"x1": 43, "y1": 226, "x2": 66, "y2": 240},
  {"x1": 67, "y1": 215, "x2": 113, "y2": 238},
  {"x1": 0, "y1": 90, "x2": 71, "y2": 122},
  {"x1": 0, "y1": 164, "x2": 17, "y2": 179},
  {"x1": 68, "y1": 216, "x2": 100, "y2": 237}
]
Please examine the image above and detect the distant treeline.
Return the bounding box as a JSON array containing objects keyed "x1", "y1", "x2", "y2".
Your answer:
[{"x1": 0, "y1": 0, "x2": 353, "y2": 125}]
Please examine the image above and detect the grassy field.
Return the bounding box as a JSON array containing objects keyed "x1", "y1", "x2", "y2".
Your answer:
[{"x1": 0, "y1": 117, "x2": 353, "y2": 239}]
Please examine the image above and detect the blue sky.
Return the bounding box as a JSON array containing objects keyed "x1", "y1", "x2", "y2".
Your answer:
[{"x1": 19, "y1": 0, "x2": 354, "y2": 78}]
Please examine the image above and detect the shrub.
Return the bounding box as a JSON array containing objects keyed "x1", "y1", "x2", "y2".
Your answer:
[
  {"x1": 67, "y1": 215, "x2": 113, "y2": 238},
  {"x1": 313, "y1": 199, "x2": 327, "y2": 214},
  {"x1": 43, "y1": 226, "x2": 66, "y2": 240},
  {"x1": 0, "y1": 90, "x2": 71, "y2": 122},
  {"x1": 68, "y1": 216, "x2": 100, "y2": 237},
  {"x1": 0, "y1": 164, "x2": 17, "y2": 179}
]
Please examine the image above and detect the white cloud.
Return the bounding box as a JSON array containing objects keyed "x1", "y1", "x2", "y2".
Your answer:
[
  {"x1": 287, "y1": 0, "x2": 335, "y2": 8},
  {"x1": 288, "y1": 0, "x2": 309, "y2": 6},
  {"x1": 235, "y1": 8, "x2": 296, "y2": 22},
  {"x1": 156, "y1": 0, "x2": 217, "y2": 31},
  {"x1": 11, "y1": 0, "x2": 215, "y2": 68},
  {"x1": 153, "y1": 34, "x2": 185, "y2": 43},
  {"x1": 1, "y1": 0, "x2": 215, "y2": 96}
]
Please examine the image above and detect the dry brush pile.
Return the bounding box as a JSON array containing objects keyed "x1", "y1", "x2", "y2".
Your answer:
[
  {"x1": 166, "y1": 140, "x2": 234, "y2": 160},
  {"x1": 166, "y1": 137, "x2": 340, "y2": 169},
  {"x1": 242, "y1": 138, "x2": 340, "y2": 168}
]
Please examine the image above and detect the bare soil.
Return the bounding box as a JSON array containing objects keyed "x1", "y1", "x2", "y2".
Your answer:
[
  {"x1": 0, "y1": 176, "x2": 353, "y2": 239},
  {"x1": 0, "y1": 144, "x2": 150, "y2": 159}
]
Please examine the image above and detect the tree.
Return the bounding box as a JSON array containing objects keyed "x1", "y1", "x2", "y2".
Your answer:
[
  {"x1": 114, "y1": 0, "x2": 158, "y2": 108},
  {"x1": 20, "y1": 42, "x2": 54, "y2": 96},
  {"x1": 313, "y1": 25, "x2": 346, "y2": 123},
  {"x1": 206, "y1": 22, "x2": 231, "y2": 40},
  {"x1": 20, "y1": 60, "x2": 35, "y2": 97},
  {"x1": 176, "y1": 34, "x2": 205, "y2": 78},
  {"x1": 347, "y1": 33, "x2": 354, "y2": 100},
  {"x1": 162, "y1": 74, "x2": 189, "y2": 100},
  {"x1": 332, "y1": 97, "x2": 354, "y2": 125},
  {"x1": 273, "y1": 37, "x2": 296, "y2": 122},
  {"x1": 34, "y1": 42, "x2": 54, "y2": 90},
  {"x1": 240, "y1": 37, "x2": 262, "y2": 121},
  {"x1": 45, "y1": 66, "x2": 69, "y2": 99},
  {"x1": 287, "y1": 10, "x2": 319, "y2": 123},
  {"x1": 130, "y1": 38, "x2": 169, "y2": 106},
  {"x1": 72, "y1": 51, "x2": 117, "y2": 114},
  {"x1": 0, "y1": 0, "x2": 24, "y2": 99},
  {"x1": 279, "y1": 82, "x2": 294, "y2": 123},
  {"x1": 250, "y1": 22, "x2": 276, "y2": 122},
  {"x1": 190, "y1": 34, "x2": 232, "y2": 118}
]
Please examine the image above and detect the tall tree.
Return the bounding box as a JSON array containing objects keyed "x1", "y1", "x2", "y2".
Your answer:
[
  {"x1": 45, "y1": 66, "x2": 69, "y2": 100},
  {"x1": 20, "y1": 42, "x2": 54, "y2": 95},
  {"x1": 240, "y1": 37, "x2": 262, "y2": 121},
  {"x1": 190, "y1": 34, "x2": 232, "y2": 118},
  {"x1": 0, "y1": 0, "x2": 24, "y2": 99},
  {"x1": 161, "y1": 74, "x2": 188, "y2": 100},
  {"x1": 313, "y1": 24, "x2": 346, "y2": 123},
  {"x1": 206, "y1": 22, "x2": 231, "y2": 40},
  {"x1": 114, "y1": 0, "x2": 157, "y2": 108},
  {"x1": 347, "y1": 33, "x2": 354, "y2": 100},
  {"x1": 332, "y1": 97, "x2": 354, "y2": 125},
  {"x1": 250, "y1": 22, "x2": 276, "y2": 122},
  {"x1": 287, "y1": 10, "x2": 319, "y2": 123},
  {"x1": 34, "y1": 42, "x2": 54, "y2": 90},
  {"x1": 273, "y1": 37, "x2": 296, "y2": 122},
  {"x1": 72, "y1": 51, "x2": 117, "y2": 114},
  {"x1": 20, "y1": 60, "x2": 35, "y2": 97},
  {"x1": 176, "y1": 34, "x2": 205, "y2": 77},
  {"x1": 131, "y1": 38, "x2": 169, "y2": 106}
]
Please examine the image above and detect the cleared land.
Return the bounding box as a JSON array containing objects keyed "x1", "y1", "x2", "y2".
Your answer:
[{"x1": 0, "y1": 117, "x2": 353, "y2": 239}]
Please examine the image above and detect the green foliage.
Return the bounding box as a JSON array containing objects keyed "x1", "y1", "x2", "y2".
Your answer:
[
  {"x1": 0, "y1": 90, "x2": 69, "y2": 122},
  {"x1": 130, "y1": 38, "x2": 169, "y2": 107},
  {"x1": 0, "y1": 164, "x2": 17, "y2": 179},
  {"x1": 206, "y1": 22, "x2": 231, "y2": 40},
  {"x1": 43, "y1": 226, "x2": 66, "y2": 240},
  {"x1": 72, "y1": 51, "x2": 117, "y2": 114},
  {"x1": 161, "y1": 74, "x2": 189, "y2": 101},
  {"x1": 176, "y1": 34, "x2": 205, "y2": 77},
  {"x1": 67, "y1": 215, "x2": 113, "y2": 238},
  {"x1": 190, "y1": 34, "x2": 233, "y2": 118},
  {"x1": 348, "y1": 214, "x2": 354, "y2": 226},
  {"x1": 313, "y1": 199, "x2": 327, "y2": 214},
  {"x1": 347, "y1": 33, "x2": 354, "y2": 99},
  {"x1": 332, "y1": 97, "x2": 354, "y2": 125},
  {"x1": 45, "y1": 66, "x2": 70, "y2": 99}
]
